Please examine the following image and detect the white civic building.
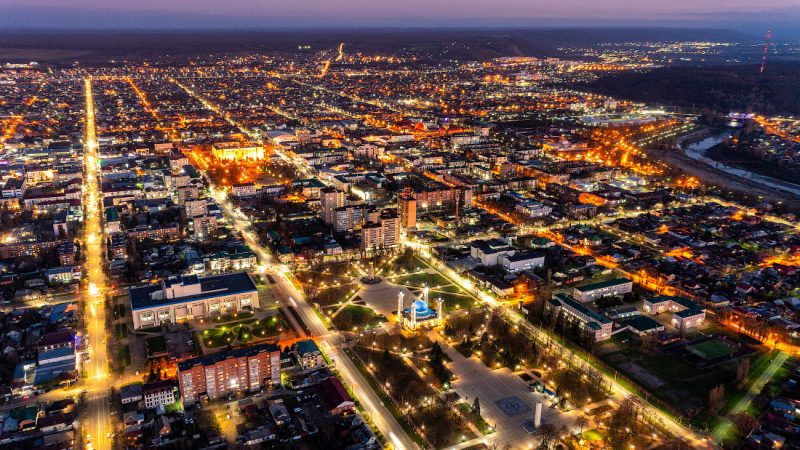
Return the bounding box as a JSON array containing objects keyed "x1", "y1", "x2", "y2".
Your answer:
[{"x1": 130, "y1": 272, "x2": 258, "y2": 330}]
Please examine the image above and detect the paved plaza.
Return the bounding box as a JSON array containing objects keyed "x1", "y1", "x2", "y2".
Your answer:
[
  {"x1": 429, "y1": 330, "x2": 579, "y2": 449},
  {"x1": 357, "y1": 278, "x2": 418, "y2": 319}
]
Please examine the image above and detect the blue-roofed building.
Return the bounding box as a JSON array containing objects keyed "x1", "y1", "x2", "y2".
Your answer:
[
  {"x1": 130, "y1": 272, "x2": 258, "y2": 329},
  {"x1": 32, "y1": 347, "x2": 77, "y2": 387},
  {"x1": 397, "y1": 287, "x2": 443, "y2": 331}
]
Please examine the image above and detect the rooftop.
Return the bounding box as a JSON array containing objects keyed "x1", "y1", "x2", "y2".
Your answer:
[
  {"x1": 574, "y1": 278, "x2": 632, "y2": 292},
  {"x1": 129, "y1": 271, "x2": 256, "y2": 311},
  {"x1": 177, "y1": 342, "x2": 279, "y2": 372}
]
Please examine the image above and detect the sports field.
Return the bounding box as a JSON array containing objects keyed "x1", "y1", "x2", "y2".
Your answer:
[{"x1": 688, "y1": 339, "x2": 736, "y2": 360}]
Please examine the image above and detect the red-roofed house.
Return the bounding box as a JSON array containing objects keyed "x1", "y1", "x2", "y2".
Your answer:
[{"x1": 316, "y1": 377, "x2": 354, "y2": 416}]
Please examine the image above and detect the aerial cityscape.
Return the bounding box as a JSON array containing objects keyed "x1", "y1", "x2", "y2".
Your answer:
[{"x1": 0, "y1": 2, "x2": 799, "y2": 450}]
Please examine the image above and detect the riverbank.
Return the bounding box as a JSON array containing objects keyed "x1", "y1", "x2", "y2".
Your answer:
[{"x1": 682, "y1": 133, "x2": 800, "y2": 197}]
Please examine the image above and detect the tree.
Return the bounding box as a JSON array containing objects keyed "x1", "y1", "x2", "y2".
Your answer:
[
  {"x1": 708, "y1": 384, "x2": 726, "y2": 414},
  {"x1": 574, "y1": 416, "x2": 588, "y2": 435},
  {"x1": 731, "y1": 412, "x2": 758, "y2": 437},
  {"x1": 537, "y1": 423, "x2": 558, "y2": 450},
  {"x1": 472, "y1": 397, "x2": 481, "y2": 416},
  {"x1": 736, "y1": 358, "x2": 751, "y2": 387}
]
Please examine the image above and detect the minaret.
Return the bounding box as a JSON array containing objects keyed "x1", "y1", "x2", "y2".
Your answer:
[
  {"x1": 423, "y1": 286, "x2": 429, "y2": 305},
  {"x1": 410, "y1": 300, "x2": 417, "y2": 330},
  {"x1": 397, "y1": 291, "x2": 405, "y2": 326},
  {"x1": 437, "y1": 297, "x2": 444, "y2": 326}
]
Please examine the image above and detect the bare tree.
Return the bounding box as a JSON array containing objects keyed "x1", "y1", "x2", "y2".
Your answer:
[
  {"x1": 708, "y1": 384, "x2": 726, "y2": 414},
  {"x1": 731, "y1": 412, "x2": 758, "y2": 437},
  {"x1": 736, "y1": 358, "x2": 751, "y2": 387},
  {"x1": 538, "y1": 423, "x2": 558, "y2": 450},
  {"x1": 574, "y1": 416, "x2": 588, "y2": 435}
]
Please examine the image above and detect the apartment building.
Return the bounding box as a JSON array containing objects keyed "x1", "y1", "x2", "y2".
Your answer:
[{"x1": 178, "y1": 343, "x2": 281, "y2": 404}]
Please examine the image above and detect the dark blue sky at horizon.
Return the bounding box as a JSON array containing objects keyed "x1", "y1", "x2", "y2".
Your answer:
[{"x1": 1, "y1": 1, "x2": 798, "y2": 38}]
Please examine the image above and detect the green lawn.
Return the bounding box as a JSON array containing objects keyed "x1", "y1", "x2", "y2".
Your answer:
[
  {"x1": 212, "y1": 311, "x2": 254, "y2": 323},
  {"x1": 688, "y1": 340, "x2": 736, "y2": 360},
  {"x1": 457, "y1": 403, "x2": 495, "y2": 435},
  {"x1": 250, "y1": 315, "x2": 289, "y2": 338},
  {"x1": 201, "y1": 314, "x2": 287, "y2": 347},
  {"x1": 603, "y1": 345, "x2": 742, "y2": 421},
  {"x1": 314, "y1": 284, "x2": 356, "y2": 307},
  {"x1": 332, "y1": 305, "x2": 385, "y2": 331},
  {"x1": 392, "y1": 272, "x2": 451, "y2": 289},
  {"x1": 436, "y1": 292, "x2": 474, "y2": 312},
  {"x1": 582, "y1": 428, "x2": 604, "y2": 442}
]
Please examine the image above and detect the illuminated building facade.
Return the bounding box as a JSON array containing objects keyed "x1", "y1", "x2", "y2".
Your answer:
[
  {"x1": 211, "y1": 141, "x2": 265, "y2": 161},
  {"x1": 397, "y1": 288, "x2": 443, "y2": 331},
  {"x1": 129, "y1": 272, "x2": 259, "y2": 329},
  {"x1": 398, "y1": 191, "x2": 416, "y2": 228},
  {"x1": 178, "y1": 343, "x2": 281, "y2": 404}
]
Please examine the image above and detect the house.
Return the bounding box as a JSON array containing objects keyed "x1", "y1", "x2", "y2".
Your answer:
[
  {"x1": 156, "y1": 415, "x2": 171, "y2": 436},
  {"x1": 120, "y1": 383, "x2": 143, "y2": 405},
  {"x1": 232, "y1": 182, "x2": 257, "y2": 198},
  {"x1": 44, "y1": 266, "x2": 81, "y2": 285},
  {"x1": 293, "y1": 339, "x2": 325, "y2": 371},
  {"x1": 619, "y1": 316, "x2": 665, "y2": 336},
  {"x1": 37, "y1": 329, "x2": 75, "y2": 352},
  {"x1": 143, "y1": 380, "x2": 176, "y2": 409},
  {"x1": 178, "y1": 343, "x2": 281, "y2": 404},
  {"x1": 36, "y1": 412, "x2": 73, "y2": 434},
  {"x1": 316, "y1": 377, "x2": 355, "y2": 416},
  {"x1": 129, "y1": 272, "x2": 259, "y2": 330}
]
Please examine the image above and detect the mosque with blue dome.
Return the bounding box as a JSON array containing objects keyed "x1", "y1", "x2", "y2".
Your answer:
[{"x1": 397, "y1": 287, "x2": 443, "y2": 331}]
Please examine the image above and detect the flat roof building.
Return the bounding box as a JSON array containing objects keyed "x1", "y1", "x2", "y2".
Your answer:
[
  {"x1": 547, "y1": 293, "x2": 612, "y2": 342},
  {"x1": 573, "y1": 278, "x2": 633, "y2": 302},
  {"x1": 129, "y1": 272, "x2": 258, "y2": 330}
]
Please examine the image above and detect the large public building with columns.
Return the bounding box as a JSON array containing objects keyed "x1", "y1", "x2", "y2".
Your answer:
[{"x1": 130, "y1": 272, "x2": 259, "y2": 330}]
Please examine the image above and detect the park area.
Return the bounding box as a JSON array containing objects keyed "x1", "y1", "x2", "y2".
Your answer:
[
  {"x1": 197, "y1": 311, "x2": 291, "y2": 349},
  {"x1": 347, "y1": 333, "x2": 478, "y2": 448}
]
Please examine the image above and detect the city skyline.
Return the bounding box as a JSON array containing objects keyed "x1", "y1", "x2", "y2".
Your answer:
[{"x1": 0, "y1": 3, "x2": 798, "y2": 450}]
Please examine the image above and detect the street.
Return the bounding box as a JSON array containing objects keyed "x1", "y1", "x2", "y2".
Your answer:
[{"x1": 82, "y1": 77, "x2": 112, "y2": 450}]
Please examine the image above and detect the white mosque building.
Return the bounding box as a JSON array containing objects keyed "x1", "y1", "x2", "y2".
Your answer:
[{"x1": 397, "y1": 287, "x2": 443, "y2": 331}]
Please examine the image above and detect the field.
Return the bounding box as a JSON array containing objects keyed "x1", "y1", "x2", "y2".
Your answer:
[
  {"x1": 331, "y1": 305, "x2": 385, "y2": 331},
  {"x1": 602, "y1": 337, "x2": 738, "y2": 414},
  {"x1": 688, "y1": 339, "x2": 736, "y2": 360}
]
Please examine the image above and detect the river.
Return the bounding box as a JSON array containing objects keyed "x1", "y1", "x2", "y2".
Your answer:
[{"x1": 681, "y1": 132, "x2": 800, "y2": 197}]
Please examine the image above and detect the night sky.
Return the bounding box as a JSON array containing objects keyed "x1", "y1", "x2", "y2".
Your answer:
[{"x1": 1, "y1": 0, "x2": 797, "y2": 33}]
